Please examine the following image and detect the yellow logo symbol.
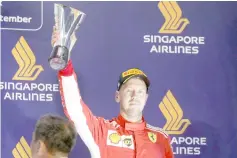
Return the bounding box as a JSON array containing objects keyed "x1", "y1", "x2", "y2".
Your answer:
[
  {"x1": 12, "y1": 36, "x2": 44, "y2": 81},
  {"x1": 148, "y1": 132, "x2": 157, "y2": 143},
  {"x1": 109, "y1": 133, "x2": 121, "y2": 144},
  {"x1": 158, "y1": 1, "x2": 190, "y2": 34},
  {"x1": 159, "y1": 90, "x2": 191, "y2": 134},
  {"x1": 12, "y1": 136, "x2": 32, "y2": 158}
]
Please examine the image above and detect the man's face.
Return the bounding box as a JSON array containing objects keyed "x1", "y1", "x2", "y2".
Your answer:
[{"x1": 116, "y1": 77, "x2": 148, "y2": 117}]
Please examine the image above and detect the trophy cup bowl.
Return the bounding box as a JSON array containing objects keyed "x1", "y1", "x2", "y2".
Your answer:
[{"x1": 48, "y1": 3, "x2": 86, "y2": 70}]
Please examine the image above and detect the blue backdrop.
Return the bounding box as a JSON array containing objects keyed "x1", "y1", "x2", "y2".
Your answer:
[{"x1": 1, "y1": 1, "x2": 237, "y2": 158}]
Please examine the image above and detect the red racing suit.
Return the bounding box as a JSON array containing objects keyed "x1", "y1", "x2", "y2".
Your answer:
[{"x1": 58, "y1": 61, "x2": 174, "y2": 158}]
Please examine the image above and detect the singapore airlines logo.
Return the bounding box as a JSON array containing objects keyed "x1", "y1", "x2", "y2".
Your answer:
[
  {"x1": 158, "y1": 1, "x2": 190, "y2": 34},
  {"x1": 159, "y1": 90, "x2": 191, "y2": 134},
  {"x1": 12, "y1": 136, "x2": 32, "y2": 158},
  {"x1": 12, "y1": 36, "x2": 43, "y2": 81}
]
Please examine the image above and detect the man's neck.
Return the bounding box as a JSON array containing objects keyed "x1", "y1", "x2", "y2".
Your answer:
[
  {"x1": 51, "y1": 152, "x2": 68, "y2": 158},
  {"x1": 120, "y1": 112, "x2": 143, "y2": 123}
]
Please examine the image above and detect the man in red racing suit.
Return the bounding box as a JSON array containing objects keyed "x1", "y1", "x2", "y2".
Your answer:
[{"x1": 57, "y1": 60, "x2": 174, "y2": 158}]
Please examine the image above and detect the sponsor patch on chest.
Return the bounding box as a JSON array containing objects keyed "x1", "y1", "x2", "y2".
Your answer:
[
  {"x1": 148, "y1": 132, "x2": 157, "y2": 143},
  {"x1": 106, "y1": 130, "x2": 134, "y2": 150}
]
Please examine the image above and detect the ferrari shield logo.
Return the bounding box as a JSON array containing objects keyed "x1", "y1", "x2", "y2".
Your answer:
[{"x1": 148, "y1": 132, "x2": 157, "y2": 143}]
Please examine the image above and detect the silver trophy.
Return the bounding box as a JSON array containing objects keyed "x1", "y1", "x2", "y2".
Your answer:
[{"x1": 48, "y1": 3, "x2": 86, "y2": 70}]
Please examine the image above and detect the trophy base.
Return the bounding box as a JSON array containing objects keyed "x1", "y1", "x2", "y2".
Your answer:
[{"x1": 48, "y1": 45, "x2": 69, "y2": 71}]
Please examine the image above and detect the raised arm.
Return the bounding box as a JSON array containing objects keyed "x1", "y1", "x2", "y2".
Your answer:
[{"x1": 58, "y1": 60, "x2": 103, "y2": 157}]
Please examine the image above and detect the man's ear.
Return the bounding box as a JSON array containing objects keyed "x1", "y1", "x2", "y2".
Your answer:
[
  {"x1": 115, "y1": 91, "x2": 120, "y2": 103},
  {"x1": 37, "y1": 140, "x2": 48, "y2": 154},
  {"x1": 38, "y1": 140, "x2": 45, "y2": 153},
  {"x1": 31, "y1": 139, "x2": 43, "y2": 156}
]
